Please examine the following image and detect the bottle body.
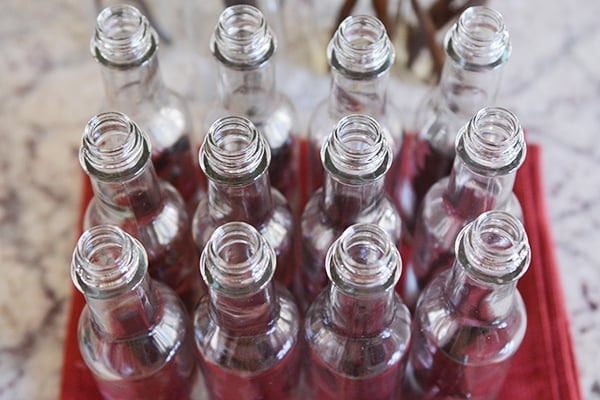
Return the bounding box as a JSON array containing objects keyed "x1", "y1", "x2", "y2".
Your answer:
[
  {"x1": 403, "y1": 211, "x2": 530, "y2": 399},
  {"x1": 299, "y1": 114, "x2": 401, "y2": 308},
  {"x1": 80, "y1": 111, "x2": 205, "y2": 311},
  {"x1": 307, "y1": 14, "x2": 403, "y2": 195},
  {"x1": 72, "y1": 225, "x2": 198, "y2": 400},
  {"x1": 305, "y1": 223, "x2": 412, "y2": 400},
  {"x1": 206, "y1": 5, "x2": 300, "y2": 209},
  {"x1": 194, "y1": 222, "x2": 302, "y2": 400},
  {"x1": 393, "y1": 6, "x2": 511, "y2": 236},
  {"x1": 402, "y1": 107, "x2": 526, "y2": 309},
  {"x1": 92, "y1": 4, "x2": 204, "y2": 213}
]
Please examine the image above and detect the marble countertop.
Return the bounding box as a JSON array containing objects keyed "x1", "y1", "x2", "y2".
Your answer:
[{"x1": 1, "y1": 0, "x2": 599, "y2": 399}]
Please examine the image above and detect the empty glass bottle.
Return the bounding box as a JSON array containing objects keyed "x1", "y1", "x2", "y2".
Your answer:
[
  {"x1": 71, "y1": 224, "x2": 198, "y2": 400},
  {"x1": 194, "y1": 221, "x2": 302, "y2": 400},
  {"x1": 192, "y1": 115, "x2": 296, "y2": 289},
  {"x1": 204, "y1": 5, "x2": 299, "y2": 209},
  {"x1": 402, "y1": 106, "x2": 526, "y2": 310},
  {"x1": 305, "y1": 223, "x2": 412, "y2": 400},
  {"x1": 80, "y1": 111, "x2": 204, "y2": 311},
  {"x1": 393, "y1": 6, "x2": 511, "y2": 236},
  {"x1": 403, "y1": 210, "x2": 531, "y2": 399},
  {"x1": 299, "y1": 114, "x2": 401, "y2": 309},
  {"x1": 307, "y1": 14, "x2": 403, "y2": 195},
  {"x1": 91, "y1": 4, "x2": 204, "y2": 213}
]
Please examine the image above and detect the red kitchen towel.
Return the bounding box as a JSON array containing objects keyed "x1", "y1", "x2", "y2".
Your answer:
[{"x1": 60, "y1": 144, "x2": 583, "y2": 400}]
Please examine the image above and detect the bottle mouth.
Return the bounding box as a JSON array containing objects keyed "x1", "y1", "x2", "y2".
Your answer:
[
  {"x1": 71, "y1": 225, "x2": 147, "y2": 299},
  {"x1": 445, "y1": 6, "x2": 511, "y2": 69},
  {"x1": 201, "y1": 221, "x2": 275, "y2": 297},
  {"x1": 200, "y1": 115, "x2": 270, "y2": 185},
  {"x1": 326, "y1": 223, "x2": 401, "y2": 296},
  {"x1": 80, "y1": 111, "x2": 150, "y2": 181},
  {"x1": 455, "y1": 106, "x2": 526, "y2": 176},
  {"x1": 328, "y1": 14, "x2": 394, "y2": 78},
  {"x1": 456, "y1": 210, "x2": 530, "y2": 284},
  {"x1": 91, "y1": 4, "x2": 158, "y2": 68},
  {"x1": 211, "y1": 4, "x2": 275, "y2": 68},
  {"x1": 322, "y1": 114, "x2": 391, "y2": 184}
]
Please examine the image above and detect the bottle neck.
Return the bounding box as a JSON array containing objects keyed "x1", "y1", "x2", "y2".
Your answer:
[
  {"x1": 328, "y1": 285, "x2": 395, "y2": 337},
  {"x1": 323, "y1": 175, "x2": 386, "y2": 223},
  {"x1": 217, "y1": 62, "x2": 277, "y2": 118},
  {"x1": 207, "y1": 172, "x2": 273, "y2": 224},
  {"x1": 328, "y1": 70, "x2": 388, "y2": 117},
  {"x1": 99, "y1": 56, "x2": 166, "y2": 111},
  {"x1": 209, "y1": 280, "x2": 278, "y2": 335},
  {"x1": 87, "y1": 276, "x2": 160, "y2": 337}
]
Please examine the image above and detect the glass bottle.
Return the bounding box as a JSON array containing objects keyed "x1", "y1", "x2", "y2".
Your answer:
[
  {"x1": 305, "y1": 223, "x2": 412, "y2": 400},
  {"x1": 194, "y1": 221, "x2": 302, "y2": 400},
  {"x1": 299, "y1": 114, "x2": 402, "y2": 309},
  {"x1": 91, "y1": 4, "x2": 204, "y2": 214},
  {"x1": 402, "y1": 106, "x2": 526, "y2": 310},
  {"x1": 204, "y1": 5, "x2": 299, "y2": 209},
  {"x1": 80, "y1": 111, "x2": 205, "y2": 312},
  {"x1": 393, "y1": 6, "x2": 511, "y2": 236},
  {"x1": 71, "y1": 224, "x2": 198, "y2": 400},
  {"x1": 403, "y1": 210, "x2": 531, "y2": 400},
  {"x1": 192, "y1": 115, "x2": 296, "y2": 289},
  {"x1": 306, "y1": 14, "x2": 403, "y2": 195}
]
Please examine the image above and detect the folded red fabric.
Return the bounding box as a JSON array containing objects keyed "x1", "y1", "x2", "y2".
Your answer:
[{"x1": 60, "y1": 144, "x2": 582, "y2": 400}]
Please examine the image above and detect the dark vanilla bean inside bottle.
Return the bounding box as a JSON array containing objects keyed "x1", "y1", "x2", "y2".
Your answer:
[
  {"x1": 71, "y1": 224, "x2": 198, "y2": 400},
  {"x1": 80, "y1": 111, "x2": 205, "y2": 312},
  {"x1": 305, "y1": 223, "x2": 412, "y2": 400},
  {"x1": 91, "y1": 4, "x2": 204, "y2": 214},
  {"x1": 205, "y1": 5, "x2": 299, "y2": 210},
  {"x1": 393, "y1": 6, "x2": 512, "y2": 238},
  {"x1": 403, "y1": 210, "x2": 531, "y2": 400},
  {"x1": 194, "y1": 221, "x2": 302, "y2": 400},
  {"x1": 402, "y1": 106, "x2": 526, "y2": 311},
  {"x1": 192, "y1": 115, "x2": 296, "y2": 289}
]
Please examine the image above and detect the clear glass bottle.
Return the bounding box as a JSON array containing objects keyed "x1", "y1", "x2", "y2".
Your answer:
[
  {"x1": 393, "y1": 6, "x2": 511, "y2": 236},
  {"x1": 194, "y1": 221, "x2": 302, "y2": 400},
  {"x1": 80, "y1": 111, "x2": 205, "y2": 312},
  {"x1": 204, "y1": 5, "x2": 299, "y2": 209},
  {"x1": 299, "y1": 114, "x2": 402, "y2": 309},
  {"x1": 402, "y1": 106, "x2": 526, "y2": 310},
  {"x1": 192, "y1": 115, "x2": 296, "y2": 289},
  {"x1": 91, "y1": 4, "x2": 204, "y2": 214},
  {"x1": 306, "y1": 14, "x2": 403, "y2": 195},
  {"x1": 305, "y1": 223, "x2": 412, "y2": 400},
  {"x1": 403, "y1": 210, "x2": 531, "y2": 400},
  {"x1": 71, "y1": 224, "x2": 198, "y2": 400}
]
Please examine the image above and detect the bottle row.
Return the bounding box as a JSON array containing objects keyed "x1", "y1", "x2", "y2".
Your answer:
[{"x1": 70, "y1": 3, "x2": 530, "y2": 399}]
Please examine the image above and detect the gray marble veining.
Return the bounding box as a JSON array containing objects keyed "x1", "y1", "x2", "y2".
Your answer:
[{"x1": 0, "y1": 0, "x2": 598, "y2": 399}]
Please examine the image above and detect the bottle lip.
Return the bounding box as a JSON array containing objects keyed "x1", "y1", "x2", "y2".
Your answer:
[
  {"x1": 71, "y1": 224, "x2": 148, "y2": 299},
  {"x1": 200, "y1": 221, "x2": 275, "y2": 297},
  {"x1": 455, "y1": 106, "x2": 526, "y2": 176},
  {"x1": 326, "y1": 223, "x2": 401, "y2": 297},
  {"x1": 210, "y1": 4, "x2": 276, "y2": 70},
  {"x1": 327, "y1": 14, "x2": 394, "y2": 79},
  {"x1": 444, "y1": 6, "x2": 511, "y2": 71},
  {"x1": 79, "y1": 111, "x2": 151, "y2": 182},
  {"x1": 200, "y1": 115, "x2": 271, "y2": 186},
  {"x1": 91, "y1": 4, "x2": 158, "y2": 69},
  {"x1": 321, "y1": 114, "x2": 392, "y2": 184},
  {"x1": 456, "y1": 210, "x2": 531, "y2": 285}
]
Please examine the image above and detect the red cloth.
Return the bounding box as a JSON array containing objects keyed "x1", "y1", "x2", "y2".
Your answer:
[{"x1": 60, "y1": 144, "x2": 582, "y2": 400}]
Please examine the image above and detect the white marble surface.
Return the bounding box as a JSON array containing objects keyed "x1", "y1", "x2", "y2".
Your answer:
[{"x1": 0, "y1": 0, "x2": 599, "y2": 399}]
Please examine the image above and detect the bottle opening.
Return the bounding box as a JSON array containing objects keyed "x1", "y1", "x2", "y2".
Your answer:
[
  {"x1": 326, "y1": 223, "x2": 401, "y2": 296},
  {"x1": 201, "y1": 222, "x2": 274, "y2": 297},
  {"x1": 200, "y1": 115, "x2": 270, "y2": 185},
  {"x1": 322, "y1": 114, "x2": 391, "y2": 183}
]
